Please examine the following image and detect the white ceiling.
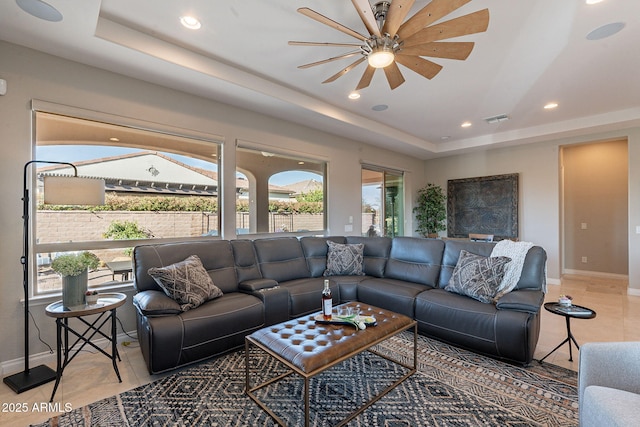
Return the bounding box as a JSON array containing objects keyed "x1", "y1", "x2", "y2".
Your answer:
[{"x1": 1, "y1": 0, "x2": 639, "y2": 159}]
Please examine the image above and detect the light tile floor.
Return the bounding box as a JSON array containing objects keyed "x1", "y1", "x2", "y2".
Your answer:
[{"x1": 2, "y1": 274, "x2": 639, "y2": 426}]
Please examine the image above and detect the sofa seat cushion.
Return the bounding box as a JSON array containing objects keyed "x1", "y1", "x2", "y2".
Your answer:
[
  {"x1": 140, "y1": 292, "x2": 264, "y2": 373},
  {"x1": 279, "y1": 278, "x2": 340, "y2": 317},
  {"x1": 357, "y1": 277, "x2": 431, "y2": 318},
  {"x1": 582, "y1": 386, "x2": 640, "y2": 427},
  {"x1": 415, "y1": 288, "x2": 498, "y2": 347}
]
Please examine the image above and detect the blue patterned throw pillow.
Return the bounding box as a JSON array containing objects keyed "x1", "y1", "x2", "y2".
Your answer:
[
  {"x1": 445, "y1": 250, "x2": 511, "y2": 304},
  {"x1": 148, "y1": 255, "x2": 223, "y2": 311},
  {"x1": 323, "y1": 240, "x2": 365, "y2": 276}
]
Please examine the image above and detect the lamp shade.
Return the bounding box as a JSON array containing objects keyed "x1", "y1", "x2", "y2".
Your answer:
[{"x1": 43, "y1": 176, "x2": 105, "y2": 206}]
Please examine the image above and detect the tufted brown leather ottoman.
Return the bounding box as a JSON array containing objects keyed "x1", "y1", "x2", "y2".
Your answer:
[{"x1": 245, "y1": 302, "x2": 417, "y2": 426}]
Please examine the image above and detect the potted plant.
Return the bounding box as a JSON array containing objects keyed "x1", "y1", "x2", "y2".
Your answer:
[
  {"x1": 413, "y1": 183, "x2": 447, "y2": 238},
  {"x1": 51, "y1": 252, "x2": 100, "y2": 309}
]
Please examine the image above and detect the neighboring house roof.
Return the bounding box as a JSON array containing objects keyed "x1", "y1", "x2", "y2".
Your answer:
[
  {"x1": 37, "y1": 151, "x2": 320, "y2": 197},
  {"x1": 286, "y1": 179, "x2": 323, "y2": 196}
]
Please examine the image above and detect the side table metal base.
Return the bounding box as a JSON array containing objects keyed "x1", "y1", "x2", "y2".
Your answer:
[{"x1": 538, "y1": 315, "x2": 580, "y2": 363}]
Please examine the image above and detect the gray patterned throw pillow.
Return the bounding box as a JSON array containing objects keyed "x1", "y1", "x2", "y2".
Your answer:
[
  {"x1": 445, "y1": 250, "x2": 512, "y2": 304},
  {"x1": 148, "y1": 255, "x2": 223, "y2": 311},
  {"x1": 324, "y1": 240, "x2": 365, "y2": 276}
]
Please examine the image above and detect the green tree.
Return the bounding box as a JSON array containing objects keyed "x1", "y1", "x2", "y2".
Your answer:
[
  {"x1": 103, "y1": 220, "x2": 152, "y2": 256},
  {"x1": 296, "y1": 189, "x2": 323, "y2": 203}
]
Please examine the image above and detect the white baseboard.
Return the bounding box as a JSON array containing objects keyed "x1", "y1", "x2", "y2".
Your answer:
[
  {"x1": 563, "y1": 269, "x2": 628, "y2": 280},
  {"x1": 628, "y1": 288, "x2": 640, "y2": 297},
  {"x1": 1, "y1": 331, "x2": 137, "y2": 377}
]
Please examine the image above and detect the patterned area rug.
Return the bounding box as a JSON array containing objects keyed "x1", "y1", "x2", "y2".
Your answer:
[{"x1": 31, "y1": 332, "x2": 578, "y2": 426}]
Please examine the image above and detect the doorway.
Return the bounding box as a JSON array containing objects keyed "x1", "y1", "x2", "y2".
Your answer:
[
  {"x1": 561, "y1": 139, "x2": 628, "y2": 276},
  {"x1": 362, "y1": 166, "x2": 404, "y2": 237}
]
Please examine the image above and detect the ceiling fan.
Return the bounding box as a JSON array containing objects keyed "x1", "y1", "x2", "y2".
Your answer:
[{"x1": 289, "y1": 0, "x2": 489, "y2": 90}]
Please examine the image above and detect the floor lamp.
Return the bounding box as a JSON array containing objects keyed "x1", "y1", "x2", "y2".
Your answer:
[{"x1": 3, "y1": 160, "x2": 105, "y2": 394}]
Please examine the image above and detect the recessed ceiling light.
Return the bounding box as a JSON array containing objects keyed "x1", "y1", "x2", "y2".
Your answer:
[
  {"x1": 587, "y1": 22, "x2": 625, "y2": 40},
  {"x1": 585, "y1": 0, "x2": 604, "y2": 4},
  {"x1": 298, "y1": 161, "x2": 305, "y2": 165},
  {"x1": 461, "y1": 121, "x2": 472, "y2": 128},
  {"x1": 180, "y1": 16, "x2": 201, "y2": 30},
  {"x1": 348, "y1": 92, "x2": 360, "y2": 100},
  {"x1": 544, "y1": 102, "x2": 559, "y2": 110},
  {"x1": 109, "y1": 137, "x2": 120, "y2": 142},
  {"x1": 372, "y1": 104, "x2": 388, "y2": 111},
  {"x1": 16, "y1": 0, "x2": 62, "y2": 22}
]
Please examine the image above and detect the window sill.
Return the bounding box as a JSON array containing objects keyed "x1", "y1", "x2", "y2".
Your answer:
[{"x1": 24, "y1": 282, "x2": 135, "y2": 307}]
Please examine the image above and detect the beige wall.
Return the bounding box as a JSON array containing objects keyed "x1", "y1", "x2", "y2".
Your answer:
[
  {"x1": 562, "y1": 140, "x2": 628, "y2": 275},
  {"x1": 423, "y1": 129, "x2": 640, "y2": 294},
  {"x1": 0, "y1": 41, "x2": 425, "y2": 367}
]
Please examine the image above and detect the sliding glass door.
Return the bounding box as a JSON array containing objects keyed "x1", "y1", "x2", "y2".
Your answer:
[{"x1": 361, "y1": 166, "x2": 404, "y2": 237}]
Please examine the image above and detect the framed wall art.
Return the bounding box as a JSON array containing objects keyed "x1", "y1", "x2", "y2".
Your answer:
[{"x1": 447, "y1": 173, "x2": 519, "y2": 240}]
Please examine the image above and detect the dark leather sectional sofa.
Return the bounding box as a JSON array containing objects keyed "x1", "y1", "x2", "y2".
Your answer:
[{"x1": 132, "y1": 236, "x2": 547, "y2": 374}]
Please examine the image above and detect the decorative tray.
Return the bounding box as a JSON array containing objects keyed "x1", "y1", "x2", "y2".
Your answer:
[{"x1": 314, "y1": 314, "x2": 377, "y2": 326}]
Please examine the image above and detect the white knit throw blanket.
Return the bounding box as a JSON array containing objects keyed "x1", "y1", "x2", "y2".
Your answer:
[{"x1": 491, "y1": 240, "x2": 540, "y2": 294}]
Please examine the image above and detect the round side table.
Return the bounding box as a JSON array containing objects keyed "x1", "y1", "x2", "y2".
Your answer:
[
  {"x1": 45, "y1": 292, "x2": 126, "y2": 402},
  {"x1": 538, "y1": 301, "x2": 596, "y2": 363}
]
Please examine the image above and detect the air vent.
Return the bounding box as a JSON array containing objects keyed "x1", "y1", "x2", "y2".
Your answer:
[{"x1": 484, "y1": 114, "x2": 510, "y2": 124}]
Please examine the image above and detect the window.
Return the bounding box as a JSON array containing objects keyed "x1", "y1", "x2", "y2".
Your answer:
[
  {"x1": 34, "y1": 111, "x2": 221, "y2": 294},
  {"x1": 236, "y1": 147, "x2": 325, "y2": 234},
  {"x1": 361, "y1": 166, "x2": 404, "y2": 237}
]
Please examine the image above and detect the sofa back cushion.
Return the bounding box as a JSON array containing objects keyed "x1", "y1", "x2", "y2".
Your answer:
[
  {"x1": 133, "y1": 240, "x2": 239, "y2": 294},
  {"x1": 300, "y1": 236, "x2": 347, "y2": 277},
  {"x1": 253, "y1": 237, "x2": 310, "y2": 282},
  {"x1": 230, "y1": 239, "x2": 262, "y2": 283},
  {"x1": 515, "y1": 246, "x2": 547, "y2": 290},
  {"x1": 385, "y1": 237, "x2": 444, "y2": 286},
  {"x1": 345, "y1": 236, "x2": 391, "y2": 277},
  {"x1": 438, "y1": 240, "x2": 546, "y2": 291}
]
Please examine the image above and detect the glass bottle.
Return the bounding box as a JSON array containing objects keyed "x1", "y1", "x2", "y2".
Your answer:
[{"x1": 322, "y1": 279, "x2": 332, "y2": 320}]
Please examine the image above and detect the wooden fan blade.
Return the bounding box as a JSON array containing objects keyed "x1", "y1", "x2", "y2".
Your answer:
[
  {"x1": 298, "y1": 51, "x2": 362, "y2": 69},
  {"x1": 298, "y1": 7, "x2": 368, "y2": 42},
  {"x1": 383, "y1": 61, "x2": 405, "y2": 90},
  {"x1": 382, "y1": 0, "x2": 416, "y2": 37},
  {"x1": 323, "y1": 57, "x2": 367, "y2": 83},
  {"x1": 402, "y1": 9, "x2": 490, "y2": 48},
  {"x1": 395, "y1": 54, "x2": 443, "y2": 80},
  {"x1": 398, "y1": 0, "x2": 471, "y2": 40},
  {"x1": 400, "y1": 41, "x2": 474, "y2": 60},
  {"x1": 356, "y1": 65, "x2": 376, "y2": 90},
  {"x1": 351, "y1": 0, "x2": 381, "y2": 37},
  {"x1": 289, "y1": 41, "x2": 362, "y2": 48}
]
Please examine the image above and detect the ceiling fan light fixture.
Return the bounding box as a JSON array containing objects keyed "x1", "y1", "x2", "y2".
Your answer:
[{"x1": 368, "y1": 48, "x2": 395, "y2": 68}]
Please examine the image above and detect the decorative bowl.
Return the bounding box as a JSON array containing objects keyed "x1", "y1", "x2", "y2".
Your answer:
[
  {"x1": 558, "y1": 297, "x2": 572, "y2": 306},
  {"x1": 86, "y1": 294, "x2": 100, "y2": 305}
]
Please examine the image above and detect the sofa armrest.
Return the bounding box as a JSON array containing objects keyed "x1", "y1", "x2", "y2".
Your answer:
[
  {"x1": 132, "y1": 290, "x2": 181, "y2": 316},
  {"x1": 578, "y1": 342, "x2": 640, "y2": 405},
  {"x1": 495, "y1": 289, "x2": 544, "y2": 313},
  {"x1": 238, "y1": 278, "x2": 279, "y2": 292}
]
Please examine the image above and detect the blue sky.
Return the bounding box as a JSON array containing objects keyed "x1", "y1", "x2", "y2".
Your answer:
[{"x1": 37, "y1": 145, "x2": 322, "y2": 186}]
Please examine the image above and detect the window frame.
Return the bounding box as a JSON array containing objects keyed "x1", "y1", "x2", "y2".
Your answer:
[{"x1": 31, "y1": 101, "x2": 224, "y2": 297}]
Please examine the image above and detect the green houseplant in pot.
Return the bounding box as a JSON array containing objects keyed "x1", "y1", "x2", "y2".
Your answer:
[
  {"x1": 51, "y1": 252, "x2": 100, "y2": 309},
  {"x1": 413, "y1": 183, "x2": 447, "y2": 237}
]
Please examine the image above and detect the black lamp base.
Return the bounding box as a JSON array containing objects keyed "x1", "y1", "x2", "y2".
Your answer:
[{"x1": 3, "y1": 364, "x2": 57, "y2": 394}]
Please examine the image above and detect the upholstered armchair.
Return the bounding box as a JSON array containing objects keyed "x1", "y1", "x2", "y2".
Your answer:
[{"x1": 578, "y1": 341, "x2": 640, "y2": 426}]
